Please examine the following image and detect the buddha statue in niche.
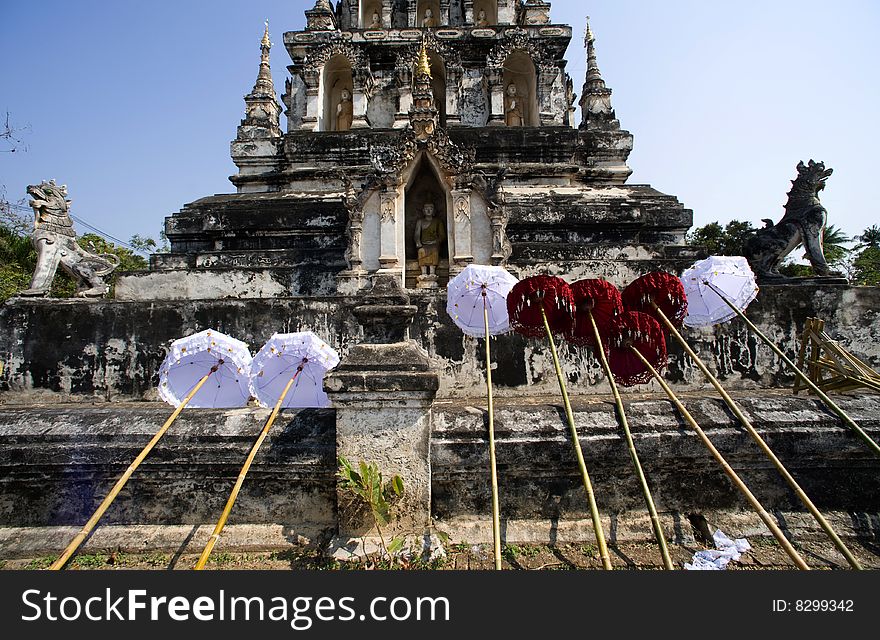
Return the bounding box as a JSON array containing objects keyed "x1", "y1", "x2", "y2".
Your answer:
[
  {"x1": 476, "y1": 9, "x2": 489, "y2": 27},
  {"x1": 422, "y1": 8, "x2": 438, "y2": 27},
  {"x1": 414, "y1": 202, "x2": 446, "y2": 277},
  {"x1": 336, "y1": 88, "x2": 353, "y2": 131},
  {"x1": 505, "y1": 83, "x2": 524, "y2": 127},
  {"x1": 368, "y1": 11, "x2": 382, "y2": 28}
]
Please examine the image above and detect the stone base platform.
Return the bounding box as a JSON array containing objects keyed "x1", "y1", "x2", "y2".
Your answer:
[{"x1": 1, "y1": 391, "x2": 878, "y2": 558}]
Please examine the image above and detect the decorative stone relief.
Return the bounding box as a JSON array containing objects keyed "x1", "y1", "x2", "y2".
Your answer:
[
  {"x1": 305, "y1": 0, "x2": 337, "y2": 31},
  {"x1": 380, "y1": 192, "x2": 397, "y2": 223},
  {"x1": 369, "y1": 127, "x2": 474, "y2": 180},
  {"x1": 454, "y1": 194, "x2": 470, "y2": 222},
  {"x1": 486, "y1": 30, "x2": 555, "y2": 76},
  {"x1": 302, "y1": 40, "x2": 372, "y2": 84},
  {"x1": 521, "y1": 1, "x2": 551, "y2": 25}
]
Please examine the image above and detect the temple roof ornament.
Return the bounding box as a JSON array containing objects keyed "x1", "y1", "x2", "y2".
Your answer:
[
  {"x1": 416, "y1": 38, "x2": 433, "y2": 80},
  {"x1": 234, "y1": 22, "x2": 282, "y2": 147},
  {"x1": 252, "y1": 21, "x2": 276, "y2": 97},
  {"x1": 410, "y1": 38, "x2": 438, "y2": 142},
  {"x1": 579, "y1": 17, "x2": 620, "y2": 131},
  {"x1": 305, "y1": 0, "x2": 337, "y2": 31}
]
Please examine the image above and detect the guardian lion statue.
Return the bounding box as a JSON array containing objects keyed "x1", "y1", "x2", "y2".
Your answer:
[
  {"x1": 18, "y1": 180, "x2": 120, "y2": 298},
  {"x1": 744, "y1": 160, "x2": 839, "y2": 282}
]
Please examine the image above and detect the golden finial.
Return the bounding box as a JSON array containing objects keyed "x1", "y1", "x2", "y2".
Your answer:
[
  {"x1": 262, "y1": 19, "x2": 271, "y2": 48},
  {"x1": 416, "y1": 37, "x2": 432, "y2": 79}
]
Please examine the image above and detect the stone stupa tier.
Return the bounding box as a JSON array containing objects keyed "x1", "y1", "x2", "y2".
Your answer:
[{"x1": 116, "y1": 1, "x2": 696, "y2": 301}]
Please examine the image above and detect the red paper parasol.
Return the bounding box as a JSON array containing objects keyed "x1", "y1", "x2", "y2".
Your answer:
[
  {"x1": 609, "y1": 311, "x2": 668, "y2": 387},
  {"x1": 567, "y1": 279, "x2": 623, "y2": 350},
  {"x1": 621, "y1": 271, "x2": 688, "y2": 328},
  {"x1": 507, "y1": 275, "x2": 574, "y2": 338}
]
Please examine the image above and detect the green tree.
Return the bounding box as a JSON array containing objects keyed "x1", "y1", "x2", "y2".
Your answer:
[
  {"x1": 857, "y1": 225, "x2": 880, "y2": 250},
  {"x1": 0, "y1": 224, "x2": 149, "y2": 301},
  {"x1": 686, "y1": 219, "x2": 755, "y2": 255},
  {"x1": 79, "y1": 233, "x2": 149, "y2": 272},
  {"x1": 0, "y1": 224, "x2": 36, "y2": 300},
  {"x1": 852, "y1": 247, "x2": 880, "y2": 286}
]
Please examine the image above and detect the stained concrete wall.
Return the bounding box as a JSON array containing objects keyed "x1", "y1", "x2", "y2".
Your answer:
[{"x1": 2, "y1": 285, "x2": 879, "y2": 401}]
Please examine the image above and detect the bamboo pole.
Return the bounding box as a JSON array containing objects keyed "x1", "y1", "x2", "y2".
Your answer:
[
  {"x1": 628, "y1": 347, "x2": 810, "y2": 570},
  {"x1": 650, "y1": 300, "x2": 862, "y2": 570},
  {"x1": 194, "y1": 367, "x2": 302, "y2": 570},
  {"x1": 704, "y1": 281, "x2": 880, "y2": 459},
  {"x1": 588, "y1": 311, "x2": 673, "y2": 570},
  {"x1": 483, "y1": 296, "x2": 503, "y2": 570},
  {"x1": 539, "y1": 305, "x2": 612, "y2": 570},
  {"x1": 50, "y1": 367, "x2": 218, "y2": 570}
]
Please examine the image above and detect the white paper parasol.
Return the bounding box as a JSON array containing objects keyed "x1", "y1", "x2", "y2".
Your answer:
[
  {"x1": 445, "y1": 264, "x2": 517, "y2": 571},
  {"x1": 158, "y1": 329, "x2": 252, "y2": 408},
  {"x1": 682, "y1": 256, "x2": 759, "y2": 328},
  {"x1": 249, "y1": 332, "x2": 340, "y2": 409},
  {"x1": 446, "y1": 264, "x2": 518, "y2": 337}
]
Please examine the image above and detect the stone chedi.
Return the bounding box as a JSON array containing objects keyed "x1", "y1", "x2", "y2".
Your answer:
[{"x1": 116, "y1": 1, "x2": 694, "y2": 301}]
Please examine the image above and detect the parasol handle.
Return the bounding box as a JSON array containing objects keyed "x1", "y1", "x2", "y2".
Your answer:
[
  {"x1": 539, "y1": 306, "x2": 612, "y2": 570},
  {"x1": 483, "y1": 296, "x2": 503, "y2": 570},
  {"x1": 650, "y1": 301, "x2": 862, "y2": 570},
  {"x1": 703, "y1": 280, "x2": 880, "y2": 459},
  {"x1": 50, "y1": 369, "x2": 217, "y2": 570},
  {"x1": 588, "y1": 312, "x2": 673, "y2": 570},
  {"x1": 194, "y1": 367, "x2": 302, "y2": 570},
  {"x1": 628, "y1": 346, "x2": 810, "y2": 570}
]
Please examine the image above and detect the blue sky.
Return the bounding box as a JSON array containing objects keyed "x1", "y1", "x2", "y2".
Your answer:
[{"x1": 2, "y1": 1, "x2": 878, "y2": 249}]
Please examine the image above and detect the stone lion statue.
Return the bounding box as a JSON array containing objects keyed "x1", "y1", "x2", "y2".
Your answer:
[
  {"x1": 744, "y1": 160, "x2": 838, "y2": 281},
  {"x1": 18, "y1": 180, "x2": 120, "y2": 298}
]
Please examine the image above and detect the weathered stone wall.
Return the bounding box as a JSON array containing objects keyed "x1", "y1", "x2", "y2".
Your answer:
[
  {"x1": 2, "y1": 285, "x2": 878, "y2": 401},
  {"x1": 432, "y1": 393, "x2": 880, "y2": 523},
  {"x1": 1, "y1": 394, "x2": 877, "y2": 541},
  {"x1": 0, "y1": 406, "x2": 336, "y2": 538}
]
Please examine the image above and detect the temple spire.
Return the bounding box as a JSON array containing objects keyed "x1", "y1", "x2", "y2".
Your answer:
[
  {"x1": 409, "y1": 38, "x2": 438, "y2": 141},
  {"x1": 233, "y1": 21, "x2": 282, "y2": 149},
  {"x1": 579, "y1": 17, "x2": 619, "y2": 130},
  {"x1": 252, "y1": 20, "x2": 275, "y2": 97},
  {"x1": 416, "y1": 38, "x2": 433, "y2": 80}
]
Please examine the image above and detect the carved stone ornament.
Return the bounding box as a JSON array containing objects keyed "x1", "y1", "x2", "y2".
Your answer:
[
  {"x1": 486, "y1": 30, "x2": 557, "y2": 77},
  {"x1": 18, "y1": 180, "x2": 120, "y2": 298},
  {"x1": 454, "y1": 195, "x2": 471, "y2": 222},
  {"x1": 336, "y1": 171, "x2": 366, "y2": 270},
  {"x1": 380, "y1": 193, "x2": 397, "y2": 223},
  {"x1": 305, "y1": 0, "x2": 337, "y2": 31},
  {"x1": 369, "y1": 127, "x2": 475, "y2": 178},
  {"x1": 396, "y1": 33, "x2": 463, "y2": 72},
  {"x1": 302, "y1": 39, "x2": 373, "y2": 93},
  {"x1": 744, "y1": 160, "x2": 842, "y2": 282},
  {"x1": 490, "y1": 209, "x2": 513, "y2": 265}
]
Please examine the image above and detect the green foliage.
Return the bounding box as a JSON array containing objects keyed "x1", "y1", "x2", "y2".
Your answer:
[
  {"x1": 25, "y1": 556, "x2": 57, "y2": 570},
  {"x1": 857, "y1": 225, "x2": 880, "y2": 250},
  {"x1": 686, "y1": 219, "x2": 755, "y2": 256},
  {"x1": 72, "y1": 553, "x2": 108, "y2": 568},
  {"x1": 337, "y1": 457, "x2": 403, "y2": 528},
  {"x1": 0, "y1": 221, "x2": 154, "y2": 301},
  {"x1": 852, "y1": 246, "x2": 880, "y2": 286},
  {"x1": 0, "y1": 224, "x2": 35, "y2": 300},
  {"x1": 819, "y1": 224, "x2": 851, "y2": 271},
  {"x1": 79, "y1": 233, "x2": 148, "y2": 272},
  {"x1": 337, "y1": 456, "x2": 405, "y2": 563}
]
